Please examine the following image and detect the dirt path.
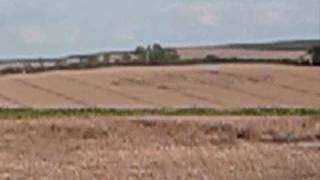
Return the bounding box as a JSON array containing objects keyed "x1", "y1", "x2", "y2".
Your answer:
[{"x1": 0, "y1": 116, "x2": 319, "y2": 179}]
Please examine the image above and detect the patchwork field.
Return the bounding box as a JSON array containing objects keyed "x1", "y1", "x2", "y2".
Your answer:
[{"x1": 0, "y1": 63, "x2": 319, "y2": 109}]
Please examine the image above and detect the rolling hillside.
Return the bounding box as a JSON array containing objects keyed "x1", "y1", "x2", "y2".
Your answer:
[{"x1": 220, "y1": 39, "x2": 320, "y2": 51}]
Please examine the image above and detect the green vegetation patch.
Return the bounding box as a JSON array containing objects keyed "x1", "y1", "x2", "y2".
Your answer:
[
  {"x1": 0, "y1": 107, "x2": 319, "y2": 120},
  {"x1": 223, "y1": 40, "x2": 320, "y2": 51}
]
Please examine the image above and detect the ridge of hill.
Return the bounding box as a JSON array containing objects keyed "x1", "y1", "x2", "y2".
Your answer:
[{"x1": 219, "y1": 39, "x2": 320, "y2": 51}]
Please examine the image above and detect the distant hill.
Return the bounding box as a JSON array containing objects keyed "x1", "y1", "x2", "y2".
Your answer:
[{"x1": 220, "y1": 40, "x2": 320, "y2": 51}]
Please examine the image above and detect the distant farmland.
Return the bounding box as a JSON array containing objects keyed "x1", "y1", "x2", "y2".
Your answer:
[
  {"x1": 176, "y1": 47, "x2": 306, "y2": 60},
  {"x1": 176, "y1": 40, "x2": 320, "y2": 61}
]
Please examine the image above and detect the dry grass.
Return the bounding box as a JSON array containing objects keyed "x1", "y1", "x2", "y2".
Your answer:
[{"x1": 0, "y1": 116, "x2": 319, "y2": 179}]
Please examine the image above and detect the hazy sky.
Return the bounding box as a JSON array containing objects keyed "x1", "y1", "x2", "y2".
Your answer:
[{"x1": 0, "y1": 0, "x2": 319, "y2": 58}]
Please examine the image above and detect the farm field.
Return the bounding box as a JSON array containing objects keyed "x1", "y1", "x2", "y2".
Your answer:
[
  {"x1": 0, "y1": 62, "x2": 319, "y2": 179},
  {"x1": 1, "y1": 0, "x2": 318, "y2": 179},
  {"x1": 0, "y1": 63, "x2": 319, "y2": 109},
  {"x1": 176, "y1": 47, "x2": 307, "y2": 60},
  {"x1": 0, "y1": 115, "x2": 319, "y2": 179}
]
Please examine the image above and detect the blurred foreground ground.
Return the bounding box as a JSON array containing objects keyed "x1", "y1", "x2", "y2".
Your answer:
[{"x1": 0, "y1": 116, "x2": 319, "y2": 179}]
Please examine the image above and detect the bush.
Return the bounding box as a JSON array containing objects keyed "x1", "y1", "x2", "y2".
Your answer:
[
  {"x1": 205, "y1": 54, "x2": 219, "y2": 61},
  {"x1": 0, "y1": 67, "x2": 24, "y2": 74}
]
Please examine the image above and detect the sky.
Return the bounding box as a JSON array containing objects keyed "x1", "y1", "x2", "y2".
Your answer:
[{"x1": 0, "y1": 0, "x2": 319, "y2": 58}]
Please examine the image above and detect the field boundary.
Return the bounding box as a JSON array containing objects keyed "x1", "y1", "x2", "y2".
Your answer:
[
  {"x1": 0, "y1": 107, "x2": 320, "y2": 119},
  {"x1": 0, "y1": 58, "x2": 309, "y2": 77}
]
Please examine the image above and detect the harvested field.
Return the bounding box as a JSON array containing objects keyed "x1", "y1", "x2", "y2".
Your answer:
[
  {"x1": 0, "y1": 64, "x2": 319, "y2": 109},
  {"x1": 0, "y1": 116, "x2": 319, "y2": 179},
  {"x1": 1, "y1": 63, "x2": 319, "y2": 179},
  {"x1": 176, "y1": 47, "x2": 307, "y2": 60}
]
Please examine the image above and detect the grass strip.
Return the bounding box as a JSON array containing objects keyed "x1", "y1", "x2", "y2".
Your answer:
[{"x1": 0, "y1": 107, "x2": 319, "y2": 119}]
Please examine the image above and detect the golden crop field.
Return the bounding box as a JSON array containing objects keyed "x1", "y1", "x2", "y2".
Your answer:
[{"x1": 0, "y1": 63, "x2": 319, "y2": 109}]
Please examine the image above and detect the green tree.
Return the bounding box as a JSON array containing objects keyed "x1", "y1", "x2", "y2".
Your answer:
[
  {"x1": 133, "y1": 43, "x2": 180, "y2": 64},
  {"x1": 134, "y1": 46, "x2": 146, "y2": 55},
  {"x1": 146, "y1": 45, "x2": 152, "y2": 63},
  {"x1": 150, "y1": 43, "x2": 165, "y2": 63}
]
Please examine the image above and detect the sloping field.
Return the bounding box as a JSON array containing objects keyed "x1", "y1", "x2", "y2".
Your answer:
[
  {"x1": 0, "y1": 64, "x2": 319, "y2": 108},
  {"x1": 0, "y1": 116, "x2": 319, "y2": 179},
  {"x1": 176, "y1": 47, "x2": 306, "y2": 60}
]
